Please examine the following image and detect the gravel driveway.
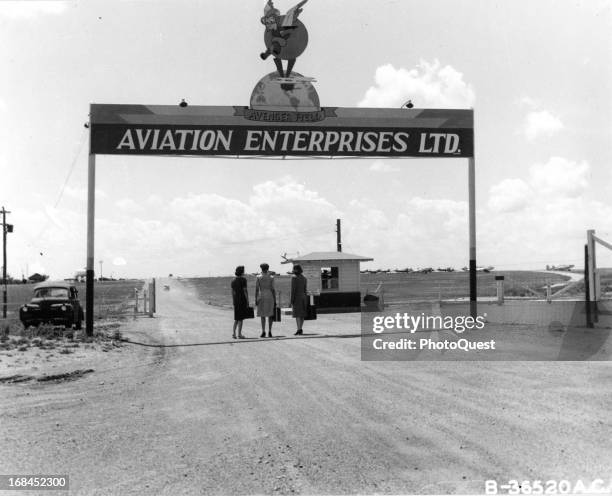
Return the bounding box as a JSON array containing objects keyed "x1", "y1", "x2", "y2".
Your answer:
[{"x1": 1, "y1": 278, "x2": 611, "y2": 495}]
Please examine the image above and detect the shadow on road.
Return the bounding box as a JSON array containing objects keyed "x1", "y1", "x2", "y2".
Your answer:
[{"x1": 121, "y1": 331, "x2": 366, "y2": 348}]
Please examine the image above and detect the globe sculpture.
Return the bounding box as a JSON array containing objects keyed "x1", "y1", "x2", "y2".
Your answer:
[{"x1": 250, "y1": 72, "x2": 320, "y2": 112}]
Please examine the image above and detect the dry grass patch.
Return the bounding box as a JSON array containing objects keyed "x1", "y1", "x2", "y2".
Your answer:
[{"x1": 0, "y1": 318, "x2": 124, "y2": 354}]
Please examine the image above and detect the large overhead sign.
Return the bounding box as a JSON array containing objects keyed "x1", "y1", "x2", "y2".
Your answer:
[
  {"x1": 83, "y1": 0, "x2": 480, "y2": 339},
  {"x1": 90, "y1": 104, "x2": 474, "y2": 158}
]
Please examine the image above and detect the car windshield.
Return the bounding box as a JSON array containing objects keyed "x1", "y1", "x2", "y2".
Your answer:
[{"x1": 34, "y1": 287, "x2": 70, "y2": 298}]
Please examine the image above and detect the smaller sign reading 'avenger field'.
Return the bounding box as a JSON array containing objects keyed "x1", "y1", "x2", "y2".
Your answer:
[{"x1": 90, "y1": 104, "x2": 473, "y2": 158}]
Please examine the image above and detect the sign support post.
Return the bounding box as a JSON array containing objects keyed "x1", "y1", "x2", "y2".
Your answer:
[
  {"x1": 468, "y1": 156, "x2": 477, "y2": 318},
  {"x1": 85, "y1": 149, "x2": 96, "y2": 337},
  {"x1": 2, "y1": 206, "x2": 10, "y2": 319}
]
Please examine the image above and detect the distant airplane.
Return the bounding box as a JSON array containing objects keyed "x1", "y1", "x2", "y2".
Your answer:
[
  {"x1": 417, "y1": 267, "x2": 434, "y2": 274},
  {"x1": 437, "y1": 267, "x2": 455, "y2": 272},
  {"x1": 462, "y1": 266, "x2": 494, "y2": 272},
  {"x1": 546, "y1": 264, "x2": 574, "y2": 272},
  {"x1": 394, "y1": 268, "x2": 413, "y2": 273}
]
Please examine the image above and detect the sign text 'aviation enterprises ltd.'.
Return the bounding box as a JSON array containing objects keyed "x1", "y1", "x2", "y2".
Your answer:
[{"x1": 90, "y1": 105, "x2": 474, "y2": 158}]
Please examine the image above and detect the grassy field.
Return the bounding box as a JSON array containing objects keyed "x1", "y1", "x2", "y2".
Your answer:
[
  {"x1": 180, "y1": 270, "x2": 580, "y2": 309},
  {"x1": 1, "y1": 279, "x2": 145, "y2": 320}
]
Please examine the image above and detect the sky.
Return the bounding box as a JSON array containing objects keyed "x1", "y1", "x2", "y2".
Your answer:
[{"x1": 1, "y1": 0, "x2": 611, "y2": 279}]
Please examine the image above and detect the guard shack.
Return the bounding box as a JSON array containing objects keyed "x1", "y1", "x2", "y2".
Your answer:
[{"x1": 289, "y1": 252, "x2": 373, "y2": 313}]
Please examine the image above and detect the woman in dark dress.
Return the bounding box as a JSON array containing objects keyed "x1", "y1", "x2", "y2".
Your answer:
[
  {"x1": 231, "y1": 265, "x2": 249, "y2": 339},
  {"x1": 290, "y1": 264, "x2": 308, "y2": 335}
]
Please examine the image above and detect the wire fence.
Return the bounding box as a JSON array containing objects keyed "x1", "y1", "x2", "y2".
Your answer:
[{"x1": 359, "y1": 270, "x2": 591, "y2": 305}]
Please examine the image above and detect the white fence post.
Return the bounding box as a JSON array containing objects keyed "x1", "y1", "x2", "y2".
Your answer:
[
  {"x1": 148, "y1": 280, "x2": 154, "y2": 317},
  {"x1": 150, "y1": 278, "x2": 156, "y2": 315},
  {"x1": 587, "y1": 230, "x2": 597, "y2": 302},
  {"x1": 134, "y1": 288, "x2": 139, "y2": 318},
  {"x1": 495, "y1": 275, "x2": 504, "y2": 305},
  {"x1": 590, "y1": 230, "x2": 612, "y2": 301}
]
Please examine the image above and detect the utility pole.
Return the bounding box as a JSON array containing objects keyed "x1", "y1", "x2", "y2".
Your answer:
[
  {"x1": 336, "y1": 218, "x2": 342, "y2": 252},
  {"x1": 2, "y1": 206, "x2": 13, "y2": 319},
  {"x1": 99, "y1": 260, "x2": 103, "y2": 280}
]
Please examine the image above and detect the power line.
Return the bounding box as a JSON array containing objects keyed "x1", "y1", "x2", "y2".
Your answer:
[
  {"x1": 23, "y1": 129, "x2": 88, "y2": 257},
  {"x1": 53, "y1": 128, "x2": 88, "y2": 209}
]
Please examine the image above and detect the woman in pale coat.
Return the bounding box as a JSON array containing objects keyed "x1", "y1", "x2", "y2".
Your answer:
[
  {"x1": 255, "y1": 263, "x2": 276, "y2": 338},
  {"x1": 290, "y1": 264, "x2": 308, "y2": 335}
]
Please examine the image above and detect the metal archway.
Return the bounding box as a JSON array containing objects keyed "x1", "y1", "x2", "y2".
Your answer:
[{"x1": 86, "y1": 104, "x2": 475, "y2": 335}]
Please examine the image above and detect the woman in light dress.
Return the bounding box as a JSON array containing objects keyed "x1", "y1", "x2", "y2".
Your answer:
[{"x1": 256, "y1": 263, "x2": 276, "y2": 338}]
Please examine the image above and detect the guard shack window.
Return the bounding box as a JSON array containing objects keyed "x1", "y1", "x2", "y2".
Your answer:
[{"x1": 321, "y1": 267, "x2": 339, "y2": 291}]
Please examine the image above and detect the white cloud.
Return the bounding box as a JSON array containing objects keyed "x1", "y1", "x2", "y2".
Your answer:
[
  {"x1": 250, "y1": 177, "x2": 333, "y2": 209},
  {"x1": 406, "y1": 197, "x2": 468, "y2": 235},
  {"x1": 100, "y1": 177, "x2": 336, "y2": 274},
  {"x1": 44, "y1": 205, "x2": 65, "y2": 230},
  {"x1": 518, "y1": 96, "x2": 539, "y2": 109},
  {"x1": 488, "y1": 178, "x2": 532, "y2": 213},
  {"x1": 529, "y1": 156, "x2": 589, "y2": 197},
  {"x1": 482, "y1": 157, "x2": 605, "y2": 268},
  {"x1": 340, "y1": 196, "x2": 469, "y2": 269},
  {"x1": 369, "y1": 160, "x2": 399, "y2": 173},
  {"x1": 28, "y1": 262, "x2": 47, "y2": 276},
  {"x1": 0, "y1": 1, "x2": 69, "y2": 19},
  {"x1": 488, "y1": 157, "x2": 589, "y2": 205},
  {"x1": 480, "y1": 193, "x2": 612, "y2": 269},
  {"x1": 10, "y1": 162, "x2": 607, "y2": 279},
  {"x1": 64, "y1": 186, "x2": 108, "y2": 202},
  {"x1": 146, "y1": 195, "x2": 164, "y2": 208},
  {"x1": 358, "y1": 60, "x2": 475, "y2": 108},
  {"x1": 115, "y1": 198, "x2": 144, "y2": 212},
  {"x1": 523, "y1": 110, "x2": 564, "y2": 141}
]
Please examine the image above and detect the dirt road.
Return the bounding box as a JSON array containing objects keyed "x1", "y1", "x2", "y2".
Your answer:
[{"x1": 1, "y1": 278, "x2": 611, "y2": 495}]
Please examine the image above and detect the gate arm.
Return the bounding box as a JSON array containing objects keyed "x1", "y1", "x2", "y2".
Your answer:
[{"x1": 593, "y1": 234, "x2": 612, "y2": 251}]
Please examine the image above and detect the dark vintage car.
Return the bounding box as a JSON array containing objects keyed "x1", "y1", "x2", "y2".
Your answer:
[{"x1": 19, "y1": 281, "x2": 84, "y2": 330}]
